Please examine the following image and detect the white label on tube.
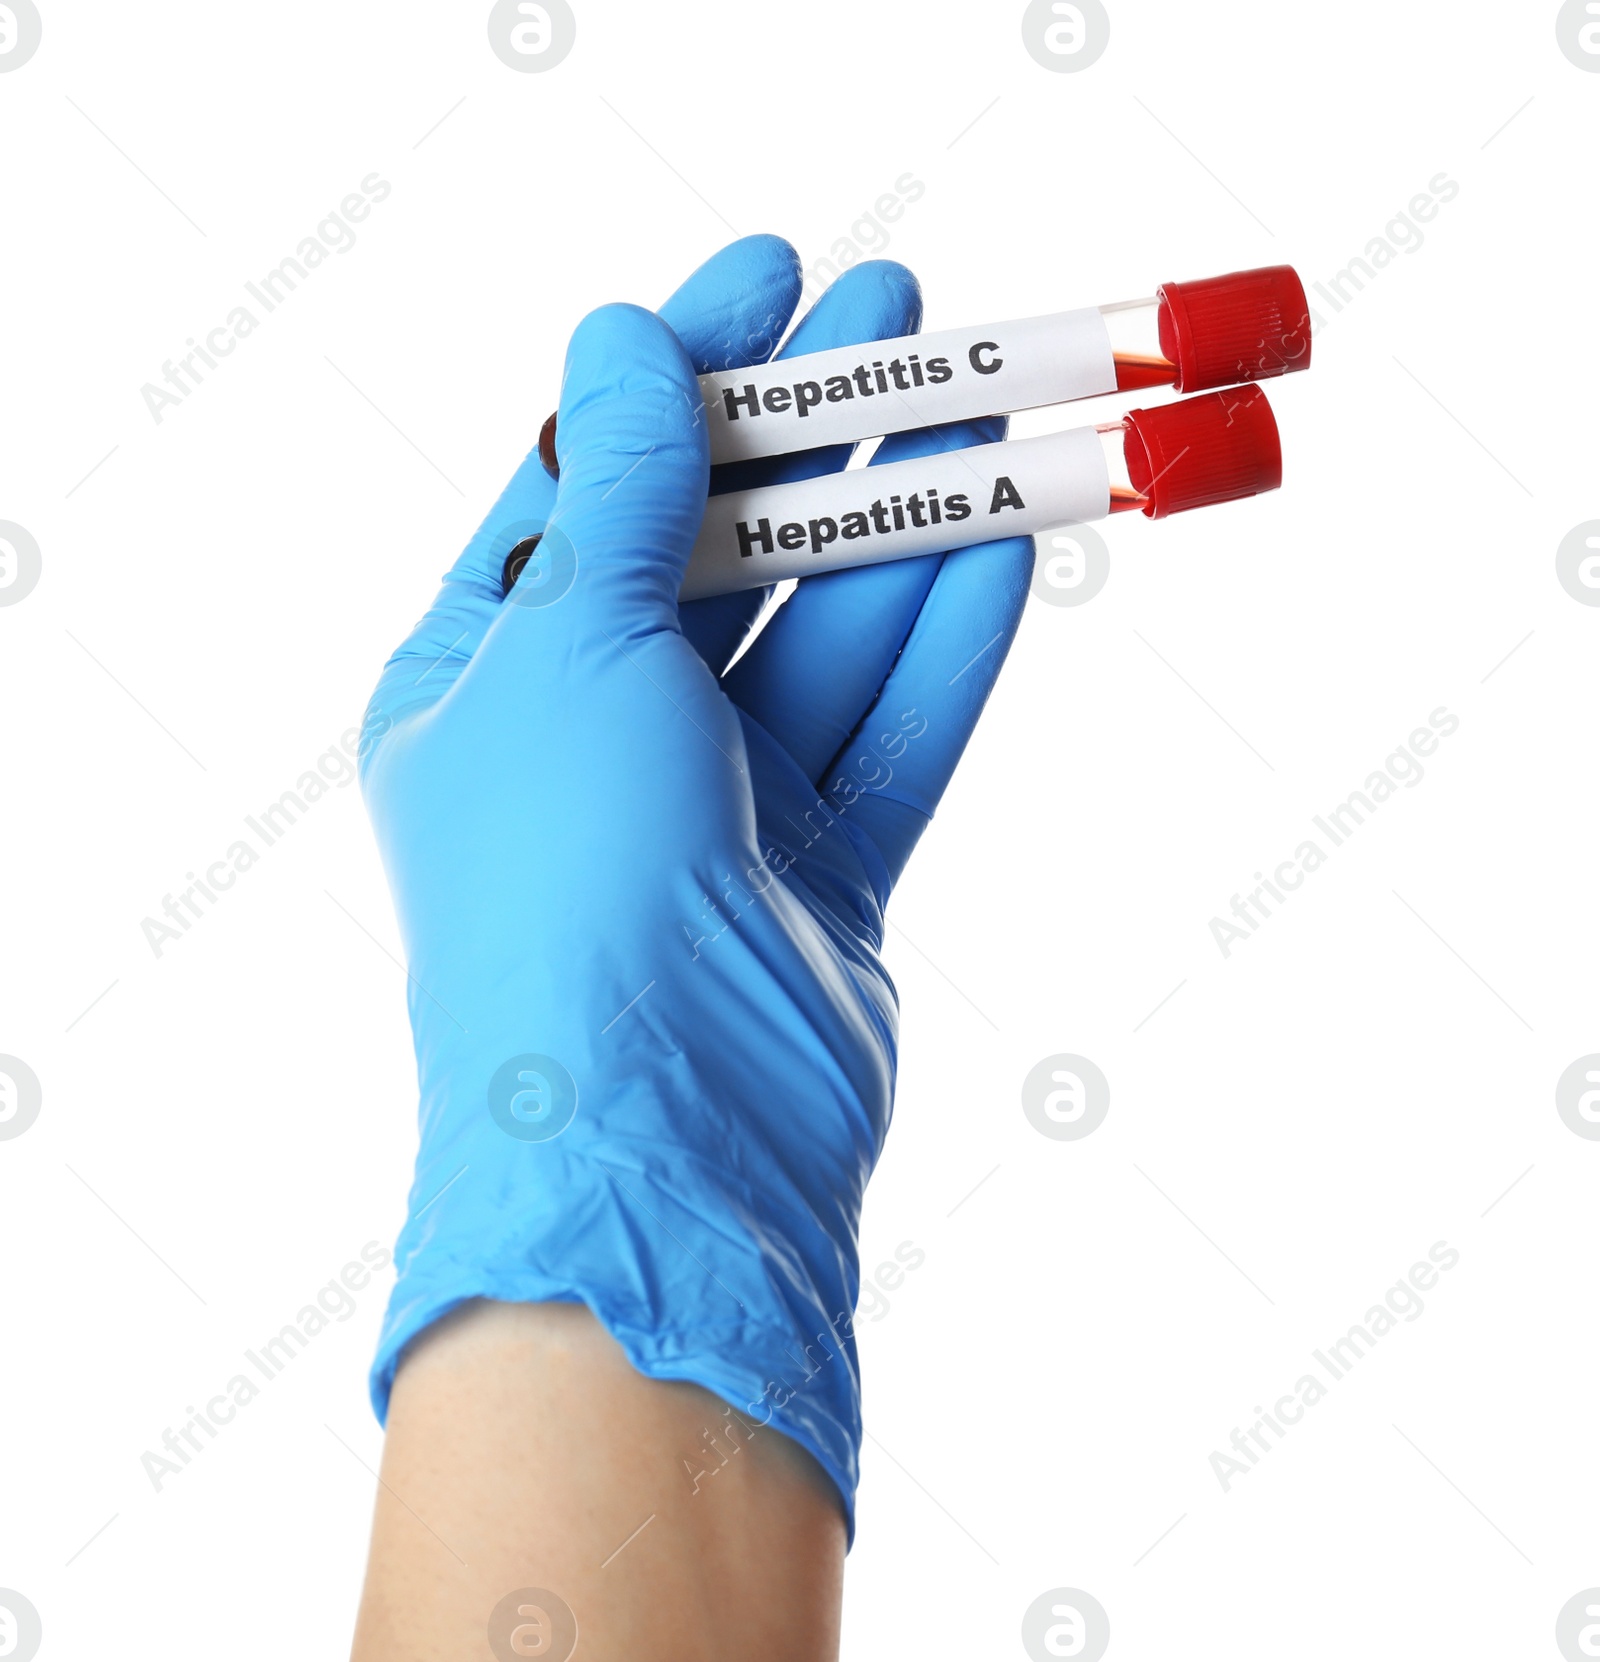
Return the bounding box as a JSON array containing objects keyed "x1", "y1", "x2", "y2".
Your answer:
[
  {"x1": 683, "y1": 426, "x2": 1112, "y2": 601},
  {"x1": 698, "y1": 309, "x2": 1118, "y2": 465}
]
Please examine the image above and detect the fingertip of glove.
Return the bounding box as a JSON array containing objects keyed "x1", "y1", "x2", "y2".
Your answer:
[
  {"x1": 824, "y1": 259, "x2": 924, "y2": 334},
  {"x1": 668, "y1": 232, "x2": 801, "y2": 300},
  {"x1": 567, "y1": 301, "x2": 691, "y2": 381},
  {"x1": 658, "y1": 236, "x2": 803, "y2": 371},
  {"x1": 933, "y1": 533, "x2": 1037, "y2": 654},
  {"x1": 734, "y1": 232, "x2": 804, "y2": 292},
  {"x1": 737, "y1": 234, "x2": 805, "y2": 353},
  {"x1": 560, "y1": 303, "x2": 707, "y2": 457}
]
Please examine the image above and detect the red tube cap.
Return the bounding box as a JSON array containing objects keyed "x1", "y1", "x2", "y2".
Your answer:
[
  {"x1": 1158, "y1": 265, "x2": 1311, "y2": 392},
  {"x1": 1123, "y1": 385, "x2": 1282, "y2": 518}
]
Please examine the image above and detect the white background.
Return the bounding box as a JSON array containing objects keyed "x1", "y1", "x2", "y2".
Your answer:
[{"x1": 2, "y1": 2, "x2": 1597, "y2": 1657}]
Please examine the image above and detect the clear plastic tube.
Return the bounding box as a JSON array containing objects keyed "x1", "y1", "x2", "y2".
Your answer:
[
  {"x1": 1097, "y1": 418, "x2": 1152, "y2": 514},
  {"x1": 537, "y1": 266, "x2": 1309, "y2": 475},
  {"x1": 502, "y1": 386, "x2": 1286, "y2": 599},
  {"x1": 670, "y1": 385, "x2": 1283, "y2": 600},
  {"x1": 1099, "y1": 296, "x2": 1177, "y2": 393}
]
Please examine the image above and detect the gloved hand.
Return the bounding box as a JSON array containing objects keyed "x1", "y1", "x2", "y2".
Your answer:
[{"x1": 360, "y1": 235, "x2": 1033, "y2": 1538}]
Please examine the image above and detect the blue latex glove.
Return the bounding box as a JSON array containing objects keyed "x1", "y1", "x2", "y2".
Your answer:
[{"x1": 360, "y1": 235, "x2": 1033, "y2": 1538}]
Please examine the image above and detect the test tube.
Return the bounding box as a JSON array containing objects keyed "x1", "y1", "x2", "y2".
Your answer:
[
  {"x1": 501, "y1": 386, "x2": 1282, "y2": 602},
  {"x1": 536, "y1": 266, "x2": 1308, "y2": 475}
]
